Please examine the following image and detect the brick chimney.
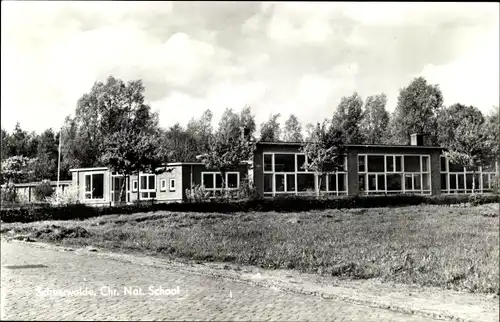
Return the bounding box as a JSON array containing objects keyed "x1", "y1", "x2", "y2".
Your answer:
[{"x1": 410, "y1": 133, "x2": 424, "y2": 146}]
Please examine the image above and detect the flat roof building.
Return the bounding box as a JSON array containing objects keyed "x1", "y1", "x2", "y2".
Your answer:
[{"x1": 68, "y1": 138, "x2": 499, "y2": 205}]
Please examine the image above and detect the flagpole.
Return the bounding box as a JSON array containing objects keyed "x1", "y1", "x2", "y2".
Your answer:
[{"x1": 57, "y1": 127, "x2": 62, "y2": 205}]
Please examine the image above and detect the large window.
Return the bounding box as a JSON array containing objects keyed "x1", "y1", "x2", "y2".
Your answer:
[
  {"x1": 140, "y1": 174, "x2": 156, "y2": 200},
  {"x1": 202, "y1": 172, "x2": 240, "y2": 196},
  {"x1": 84, "y1": 173, "x2": 104, "y2": 199},
  {"x1": 263, "y1": 153, "x2": 347, "y2": 196},
  {"x1": 358, "y1": 154, "x2": 430, "y2": 195},
  {"x1": 440, "y1": 156, "x2": 498, "y2": 193}
]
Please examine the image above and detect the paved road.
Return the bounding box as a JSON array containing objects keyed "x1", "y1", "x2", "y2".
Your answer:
[{"x1": 1, "y1": 241, "x2": 435, "y2": 321}]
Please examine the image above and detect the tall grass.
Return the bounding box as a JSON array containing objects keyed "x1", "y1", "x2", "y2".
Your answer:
[{"x1": 2, "y1": 204, "x2": 498, "y2": 294}]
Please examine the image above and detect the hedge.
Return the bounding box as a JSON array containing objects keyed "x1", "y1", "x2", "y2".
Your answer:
[{"x1": 1, "y1": 193, "x2": 499, "y2": 224}]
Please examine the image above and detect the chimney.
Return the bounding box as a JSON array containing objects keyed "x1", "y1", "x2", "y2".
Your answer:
[
  {"x1": 240, "y1": 126, "x2": 250, "y2": 140},
  {"x1": 410, "y1": 133, "x2": 424, "y2": 146}
]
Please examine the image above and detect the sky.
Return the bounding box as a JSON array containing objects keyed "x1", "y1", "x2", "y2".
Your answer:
[{"x1": 1, "y1": 1, "x2": 499, "y2": 133}]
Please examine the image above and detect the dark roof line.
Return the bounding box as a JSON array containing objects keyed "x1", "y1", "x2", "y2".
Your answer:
[{"x1": 256, "y1": 141, "x2": 444, "y2": 149}]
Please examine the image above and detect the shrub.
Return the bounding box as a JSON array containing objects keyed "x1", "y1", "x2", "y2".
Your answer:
[
  {"x1": 236, "y1": 178, "x2": 260, "y2": 200},
  {"x1": 185, "y1": 185, "x2": 210, "y2": 203},
  {"x1": 1, "y1": 193, "x2": 499, "y2": 223},
  {"x1": 46, "y1": 184, "x2": 79, "y2": 206},
  {"x1": 0, "y1": 182, "x2": 17, "y2": 204},
  {"x1": 490, "y1": 174, "x2": 500, "y2": 195},
  {"x1": 33, "y1": 180, "x2": 54, "y2": 201}
]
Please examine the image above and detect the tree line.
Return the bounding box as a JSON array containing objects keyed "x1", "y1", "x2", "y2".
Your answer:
[{"x1": 1, "y1": 76, "x2": 499, "y2": 185}]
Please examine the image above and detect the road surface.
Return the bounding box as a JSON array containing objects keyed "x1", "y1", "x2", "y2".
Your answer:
[{"x1": 1, "y1": 240, "x2": 435, "y2": 321}]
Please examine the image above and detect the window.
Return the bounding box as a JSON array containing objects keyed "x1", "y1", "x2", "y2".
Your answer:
[
  {"x1": 440, "y1": 156, "x2": 497, "y2": 193},
  {"x1": 139, "y1": 174, "x2": 156, "y2": 200},
  {"x1": 227, "y1": 173, "x2": 238, "y2": 188},
  {"x1": 264, "y1": 174, "x2": 273, "y2": 193},
  {"x1": 263, "y1": 152, "x2": 347, "y2": 196},
  {"x1": 274, "y1": 154, "x2": 295, "y2": 172},
  {"x1": 202, "y1": 172, "x2": 240, "y2": 192},
  {"x1": 297, "y1": 173, "x2": 315, "y2": 192},
  {"x1": 358, "y1": 155, "x2": 366, "y2": 172},
  {"x1": 367, "y1": 155, "x2": 384, "y2": 172},
  {"x1": 84, "y1": 173, "x2": 104, "y2": 199},
  {"x1": 132, "y1": 180, "x2": 138, "y2": 192},
  {"x1": 358, "y1": 154, "x2": 430, "y2": 194},
  {"x1": 264, "y1": 154, "x2": 273, "y2": 172},
  {"x1": 160, "y1": 179, "x2": 167, "y2": 192},
  {"x1": 404, "y1": 155, "x2": 420, "y2": 172},
  {"x1": 297, "y1": 154, "x2": 307, "y2": 172},
  {"x1": 169, "y1": 179, "x2": 176, "y2": 191}
]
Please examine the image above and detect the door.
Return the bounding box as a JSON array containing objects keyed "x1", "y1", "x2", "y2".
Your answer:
[{"x1": 112, "y1": 176, "x2": 128, "y2": 203}]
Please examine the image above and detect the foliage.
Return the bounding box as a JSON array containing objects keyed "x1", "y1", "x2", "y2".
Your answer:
[
  {"x1": 300, "y1": 121, "x2": 346, "y2": 196},
  {"x1": 198, "y1": 107, "x2": 256, "y2": 190},
  {"x1": 236, "y1": 177, "x2": 259, "y2": 200},
  {"x1": 186, "y1": 109, "x2": 214, "y2": 157},
  {"x1": 185, "y1": 185, "x2": 211, "y2": 203},
  {"x1": 438, "y1": 104, "x2": 485, "y2": 150},
  {"x1": 332, "y1": 92, "x2": 364, "y2": 144},
  {"x1": 2, "y1": 194, "x2": 499, "y2": 224},
  {"x1": 441, "y1": 104, "x2": 490, "y2": 192},
  {"x1": 45, "y1": 184, "x2": 80, "y2": 206},
  {"x1": 163, "y1": 123, "x2": 199, "y2": 162},
  {"x1": 1, "y1": 156, "x2": 37, "y2": 184},
  {"x1": 483, "y1": 107, "x2": 499, "y2": 164},
  {"x1": 260, "y1": 113, "x2": 281, "y2": 142},
  {"x1": 0, "y1": 182, "x2": 17, "y2": 203},
  {"x1": 282, "y1": 114, "x2": 303, "y2": 142},
  {"x1": 31, "y1": 129, "x2": 60, "y2": 181},
  {"x1": 239, "y1": 105, "x2": 257, "y2": 140},
  {"x1": 83, "y1": 76, "x2": 171, "y2": 202},
  {"x1": 360, "y1": 94, "x2": 390, "y2": 144},
  {"x1": 33, "y1": 180, "x2": 55, "y2": 201},
  {"x1": 390, "y1": 77, "x2": 443, "y2": 145},
  {"x1": 3, "y1": 122, "x2": 39, "y2": 158}
]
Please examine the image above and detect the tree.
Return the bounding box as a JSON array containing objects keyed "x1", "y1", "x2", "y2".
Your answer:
[
  {"x1": 1, "y1": 156, "x2": 37, "y2": 183},
  {"x1": 4, "y1": 122, "x2": 38, "y2": 158},
  {"x1": 164, "y1": 123, "x2": 199, "y2": 162},
  {"x1": 332, "y1": 92, "x2": 364, "y2": 144},
  {"x1": 360, "y1": 94, "x2": 390, "y2": 144},
  {"x1": 186, "y1": 109, "x2": 214, "y2": 156},
  {"x1": 483, "y1": 107, "x2": 500, "y2": 165},
  {"x1": 197, "y1": 109, "x2": 256, "y2": 197},
  {"x1": 441, "y1": 104, "x2": 489, "y2": 193},
  {"x1": 260, "y1": 113, "x2": 281, "y2": 142},
  {"x1": 437, "y1": 104, "x2": 485, "y2": 149},
  {"x1": 282, "y1": 114, "x2": 303, "y2": 142},
  {"x1": 95, "y1": 77, "x2": 169, "y2": 202},
  {"x1": 391, "y1": 77, "x2": 443, "y2": 145},
  {"x1": 239, "y1": 105, "x2": 257, "y2": 140},
  {"x1": 300, "y1": 121, "x2": 346, "y2": 197},
  {"x1": 101, "y1": 126, "x2": 169, "y2": 202},
  {"x1": 32, "y1": 129, "x2": 59, "y2": 181},
  {"x1": 1, "y1": 128, "x2": 9, "y2": 162}
]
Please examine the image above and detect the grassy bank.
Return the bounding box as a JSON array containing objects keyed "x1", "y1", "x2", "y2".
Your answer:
[{"x1": 2, "y1": 204, "x2": 498, "y2": 294}]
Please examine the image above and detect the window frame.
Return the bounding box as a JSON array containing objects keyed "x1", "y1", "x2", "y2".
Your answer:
[
  {"x1": 84, "y1": 171, "x2": 106, "y2": 200},
  {"x1": 160, "y1": 179, "x2": 167, "y2": 192},
  {"x1": 263, "y1": 152, "x2": 347, "y2": 196},
  {"x1": 440, "y1": 156, "x2": 499, "y2": 194},
  {"x1": 139, "y1": 173, "x2": 157, "y2": 200},
  {"x1": 358, "y1": 153, "x2": 431, "y2": 195},
  {"x1": 201, "y1": 172, "x2": 240, "y2": 191},
  {"x1": 169, "y1": 178, "x2": 176, "y2": 192}
]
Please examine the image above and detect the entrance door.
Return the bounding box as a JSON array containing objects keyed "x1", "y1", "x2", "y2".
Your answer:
[{"x1": 112, "y1": 176, "x2": 128, "y2": 204}]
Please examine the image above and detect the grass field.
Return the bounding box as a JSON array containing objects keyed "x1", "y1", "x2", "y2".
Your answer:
[{"x1": 1, "y1": 204, "x2": 498, "y2": 294}]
